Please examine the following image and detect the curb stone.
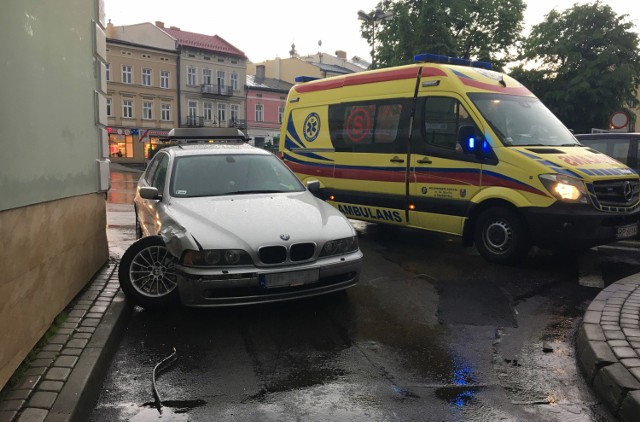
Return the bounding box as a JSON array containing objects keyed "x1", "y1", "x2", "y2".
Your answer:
[{"x1": 576, "y1": 274, "x2": 640, "y2": 422}]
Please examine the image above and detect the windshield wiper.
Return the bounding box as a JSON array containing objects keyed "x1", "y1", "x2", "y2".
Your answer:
[{"x1": 225, "y1": 190, "x2": 283, "y2": 195}]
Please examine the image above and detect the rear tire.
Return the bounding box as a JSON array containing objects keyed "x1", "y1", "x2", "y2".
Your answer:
[
  {"x1": 474, "y1": 207, "x2": 530, "y2": 264},
  {"x1": 118, "y1": 236, "x2": 179, "y2": 309}
]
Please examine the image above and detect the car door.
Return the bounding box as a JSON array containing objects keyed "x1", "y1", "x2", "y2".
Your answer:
[
  {"x1": 138, "y1": 152, "x2": 170, "y2": 236},
  {"x1": 408, "y1": 95, "x2": 485, "y2": 235},
  {"x1": 327, "y1": 98, "x2": 413, "y2": 225}
]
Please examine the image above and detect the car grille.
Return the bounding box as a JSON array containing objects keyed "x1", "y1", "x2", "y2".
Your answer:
[
  {"x1": 259, "y1": 243, "x2": 316, "y2": 264},
  {"x1": 592, "y1": 179, "x2": 640, "y2": 206}
]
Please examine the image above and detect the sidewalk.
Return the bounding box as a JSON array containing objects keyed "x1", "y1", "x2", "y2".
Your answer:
[
  {"x1": 576, "y1": 273, "x2": 640, "y2": 422},
  {"x1": 0, "y1": 262, "x2": 131, "y2": 422}
]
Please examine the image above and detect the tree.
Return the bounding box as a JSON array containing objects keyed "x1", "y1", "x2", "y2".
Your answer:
[
  {"x1": 359, "y1": 0, "x2": 525, "y2": 70},
  {"x1": 513, "y1": 2, "x2": 640, "y2": 133}
]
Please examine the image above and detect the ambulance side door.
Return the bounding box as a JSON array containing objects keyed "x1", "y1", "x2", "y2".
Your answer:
[
  {"x1": 327, "y1": 98, "x2": 413, "y2": 225},
  {"x1": 408, "y1": 95, "x2": 484, "y2": 235}
]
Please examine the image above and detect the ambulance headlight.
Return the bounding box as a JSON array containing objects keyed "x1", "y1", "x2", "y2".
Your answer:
[{"x1": 539, "y1": 174, "x2": 588, "y2": 203}]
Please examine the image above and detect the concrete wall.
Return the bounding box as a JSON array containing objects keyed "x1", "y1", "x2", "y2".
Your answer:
[{"x1": 0, "y1": 0, "x2": 109, "y2": 389}]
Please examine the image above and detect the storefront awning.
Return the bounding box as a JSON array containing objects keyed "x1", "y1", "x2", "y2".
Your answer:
[{"x1": 139, "y1": 129, "x2": 170, "y2": 142}]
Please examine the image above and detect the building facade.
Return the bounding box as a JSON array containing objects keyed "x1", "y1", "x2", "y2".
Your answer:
[
  {"x1": 158, "y1": 22, "x2": 248, "y2": 132},
  {"x1": 0, "y1": 0, "x2": 109, "y2": 389},
  {"x1": 106, "y1": 22, "x2": 179, "y2": 163},
  {"x1": 245, "y1": 66, "x2": 293, "y2": 148}
]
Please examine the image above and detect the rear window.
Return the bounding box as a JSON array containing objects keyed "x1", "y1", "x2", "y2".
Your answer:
[{"x1": 328, "y1": 99, "x2": 412, "y2": 153}]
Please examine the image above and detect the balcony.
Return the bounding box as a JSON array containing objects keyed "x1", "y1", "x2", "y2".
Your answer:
[
  {"x1": 185, "y1": 115, "x2": 204, "y2": 127},
  {"x1": 200, "y1": 84, "x2": 234, "y2": 96}
]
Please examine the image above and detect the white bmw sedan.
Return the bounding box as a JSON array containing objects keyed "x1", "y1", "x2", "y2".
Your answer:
[{"x1": 119, "y1": 137, "x2": 362, "y2": 309}]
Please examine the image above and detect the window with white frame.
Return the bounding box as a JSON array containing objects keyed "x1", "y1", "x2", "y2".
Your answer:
[
  {"x1": 160, "y1": 70, "x2": 170, "y2": 88},
  {"x1": 217, "y1": 70, "x2": 225, "y2": 88},
  {"x1": 106, "y1": 63, "x2": 111, "y2": 81},
  {"x1": 122, "y1": 65, "x2": 132, "y2": 84},
  {"x1": 142, "y1": 68, "x2": 152, "y2": 86},
  {"x1": 204, "y1": 102, "x2": 213, "y2": 121},
  {"x1": 255, "y1": 103, "x2": 263, "y2": 122},
  {"x1": 218, "y1": 103, "x2": 226, "y2": 123},
  {"x1": 123, "y1": 99, "x2": 133, "y2": 118},
  {"x1": 187, "y1": 67, "x2": 197, "y2": 86},
  {"x1": 231, "y1": 104, "x2": 239, "y2": 124},
  {"x1": 278, "y1": 106, "x2": 284, "y2": 124},
  {"x1": 188, "y1": 100, "x2": 198, "y2": 117},
  {"x1": 203, "y1": 69, "x2": 212, "y2": 85},
  {"x1": 106, "y1": 98, "x2": 112, "y2": 116},
  {"x1": 161, "y1": 104, "x2": 171, "y2": 121},
  {"x1": 143, "y1": 101, "x2": 153, "y2": 120},
  {"x1": 231, "y1": 73, "x2": 238, "y2": 91}
]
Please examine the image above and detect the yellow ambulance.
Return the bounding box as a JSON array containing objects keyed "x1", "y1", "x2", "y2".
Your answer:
[{"x1": 278, "y1": 53, "x2": 640, "y2": 263}]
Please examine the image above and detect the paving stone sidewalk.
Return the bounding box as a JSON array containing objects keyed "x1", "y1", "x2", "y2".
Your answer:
[
  {"x1": 0, "y1": 261, "x2": 131, "y2": 422},
  {"x1": 577, "y1": 273, "x2": 640, "y2": 422}
]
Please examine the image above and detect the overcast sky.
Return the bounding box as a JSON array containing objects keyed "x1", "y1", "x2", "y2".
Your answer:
[{"x1": 104, "y1": 0, "x2": 640, "y2": 64}]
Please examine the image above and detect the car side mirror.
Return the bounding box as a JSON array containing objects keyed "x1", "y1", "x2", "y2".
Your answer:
[
  {"x1": 306, "y1": 180, "x2": 321, "y2": 197},
  {"x1": 139, "y1": 186, "x2": 161, "y2": 200}
]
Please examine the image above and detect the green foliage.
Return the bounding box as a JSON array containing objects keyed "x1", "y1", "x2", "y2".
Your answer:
[
  {"x1": 515, "y1": 2, "x2": 640, "y2": 133},
  {"x1": 360, "y1": 0, "x2": 525, "y2": 70}
]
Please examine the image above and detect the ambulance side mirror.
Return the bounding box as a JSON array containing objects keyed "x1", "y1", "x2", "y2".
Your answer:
[{"x1": 457, "y1": 125, "x2": 489, "y2": 159}]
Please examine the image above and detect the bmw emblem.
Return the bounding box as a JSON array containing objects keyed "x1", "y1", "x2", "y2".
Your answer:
[{"x1": 280, "y1": 234, "x2": 290, "y2": 241}]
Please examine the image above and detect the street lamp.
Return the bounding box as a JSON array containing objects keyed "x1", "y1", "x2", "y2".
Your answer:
[{"x1": 357, "y1": 7, "x2": 392, "y2": 68}]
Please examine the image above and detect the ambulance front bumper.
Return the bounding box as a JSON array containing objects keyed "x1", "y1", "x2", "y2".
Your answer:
[{"x1": 522, "y1": 203, "x2": 640, "y2": 249}]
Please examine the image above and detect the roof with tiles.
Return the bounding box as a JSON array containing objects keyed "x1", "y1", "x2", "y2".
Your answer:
[
  {"x1": 160, "y1": 25, "x2": 247, "y2": 59},
  {"x1": 246, "y1": 75, "x2": 294, "y2": 92}
]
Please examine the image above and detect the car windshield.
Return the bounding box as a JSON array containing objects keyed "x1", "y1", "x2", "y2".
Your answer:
[
  {"x1": 468, "y1": 93, "x2": 580, "y2": 147},
  {"x1": 170, "y1": 153, "x2": 305, "y2": 198}
]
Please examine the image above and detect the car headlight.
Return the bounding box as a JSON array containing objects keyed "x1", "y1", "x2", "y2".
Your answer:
[
  {"x1": 320, "y1": 236, "x2": 359, "y2": 257},
  {"x1": 539, "y1": 174, "x2": 588, "y2": 203},
  {"x1": 181, "y1": 249, "x2": 252, "y2": 267}
]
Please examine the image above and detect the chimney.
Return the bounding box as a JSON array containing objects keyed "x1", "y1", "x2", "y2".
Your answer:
[
  {"x1": 170, "y1": 26, "x2": 180, "y2": 31},
  {"x1": 155, "y1": 21, "x2": 164, "y2": 28},
  {"x1": 106, "y1": 19, "x2": 114, "y2": 38},
  {"x1": 335, "y1": 50, "x2": 347, "y2": 59},
  {"x1": 256, "y1": 65, "x2": 265, "y2": 84}
]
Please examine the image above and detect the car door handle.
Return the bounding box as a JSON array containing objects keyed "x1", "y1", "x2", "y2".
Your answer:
[
  {"x1": 417, "y1": 158, "x2": 433, "y2": 164},
  {"x1": 390, "y1": 156, "x2": 405, "y2": 163}
]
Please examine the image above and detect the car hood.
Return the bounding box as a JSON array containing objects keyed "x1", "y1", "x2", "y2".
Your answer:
[
  {"x1": 162, "y1": 191, "x2": 355, "y2": 250},
  {"x1": 513, "y1": 146, "x2": 638, "y2": 179}
]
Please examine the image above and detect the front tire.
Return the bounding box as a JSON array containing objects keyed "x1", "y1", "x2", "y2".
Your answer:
[
  {"x1": 474, "y1": 207, "x2": 530, "y2": 264},
  {"x1": 118, "y1": 236, "x2": 179, "y2": 309}
]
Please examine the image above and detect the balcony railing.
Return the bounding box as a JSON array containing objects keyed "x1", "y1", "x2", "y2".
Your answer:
[
  {"x1": 185, "y1": 115, "x2": 204, "y2": 127},
  {"x1": 183, "y1": 117, "x2": 246, "y2": 129},
  {"x1": 200, "y1": 84, "x2": 234, "y2": 96}
]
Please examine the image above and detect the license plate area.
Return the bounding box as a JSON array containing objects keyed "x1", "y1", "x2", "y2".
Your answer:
[
  {"x1": 616, "y1": 223, "x2": 638, "y2": 239},
  {"x1": 260, "y1": 268, "x2": 319, "y2": 288}
]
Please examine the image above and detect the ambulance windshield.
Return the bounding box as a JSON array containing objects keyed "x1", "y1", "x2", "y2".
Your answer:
[{"x1": 468, "y1": 93, "x2": 580, "y2": 147}]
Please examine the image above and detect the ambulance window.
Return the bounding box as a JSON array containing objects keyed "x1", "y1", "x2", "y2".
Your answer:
[
  {"x1": 416, "y1": 97, "x2": 478, "y2": 157},
  {"x1": 328, "y1": 99, "x2": 410, "y2": 153}
]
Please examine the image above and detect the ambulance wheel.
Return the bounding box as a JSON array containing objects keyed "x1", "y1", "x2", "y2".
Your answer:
[
  {"x1": 118, "y1": 236, "x2": 179, "y2": 309},
  {"x1": 474, "y1": 207, "x2": 530, "y2": 264}
]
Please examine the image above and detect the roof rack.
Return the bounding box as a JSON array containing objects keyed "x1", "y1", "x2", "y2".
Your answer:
[
  {"x1": 159, "y1": 127, "x2": 250, "y2": 143},
  {"x1": 414, "y1": 53, "x2": 492, "y2": 70}
]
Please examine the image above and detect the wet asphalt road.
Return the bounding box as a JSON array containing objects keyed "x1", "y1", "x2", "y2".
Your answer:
[{"x1": 93, "y1": 168, "x2": 633, "y2": 421}]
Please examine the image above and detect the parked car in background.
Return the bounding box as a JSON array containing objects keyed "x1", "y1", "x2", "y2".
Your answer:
[
  {"x1": 119, "y1": 128, "x2": 363, "y2": 309},
  {"x1": 575, "y1": 132, "x2": 640, "y2": 173}
]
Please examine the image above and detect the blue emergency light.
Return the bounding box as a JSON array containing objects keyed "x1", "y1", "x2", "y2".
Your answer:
[
  {"x1": 468, "y1": 136, "x2": 475, "y2": 150},
  {"x1": 414, "y1": 53, "x2": 492, "y2": 70},
  {"x1": 295, "y1": 76, "x2": 320, "y2": 83}
]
